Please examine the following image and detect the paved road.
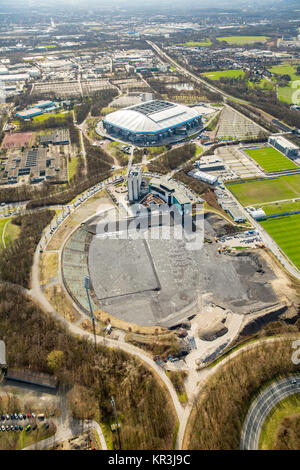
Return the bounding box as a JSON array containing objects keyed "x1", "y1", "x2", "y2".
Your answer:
[{"x1": 240, "y1": 375, "x2": 300, "y2": 450}]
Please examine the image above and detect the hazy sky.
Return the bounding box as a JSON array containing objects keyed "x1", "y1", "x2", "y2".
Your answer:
[{"x1": 0, "y1": 0, "x2": 284, "y2": 10}]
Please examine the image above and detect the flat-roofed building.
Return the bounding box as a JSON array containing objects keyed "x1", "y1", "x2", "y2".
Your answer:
[
  {"x1": 268, "y1": 135, "x2": 299, "y2": 158},
  {"x1": 40, "y1": 129, "x2": 70, "y2": 145},
  {"x1": 16, "y1": 107, "x2": 44, "y2": 119}
]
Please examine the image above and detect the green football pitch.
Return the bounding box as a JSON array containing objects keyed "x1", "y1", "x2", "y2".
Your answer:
[
  {"x1": 244, "y1": 147, "x2": 298, "y2": 173},
  {"x1": 227, "y1": 174, "x2": 300, "y2": 206},
  {"x1": 260, "y1": 214, "x2": 300, "y2": 270}
]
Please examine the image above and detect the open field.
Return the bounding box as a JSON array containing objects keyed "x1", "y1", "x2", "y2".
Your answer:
[
  {"x1": 68, "y1": 156, "x2": 79, "y2": 181},
  {"x1": 0, "y1": 218, "x2": 20, "y2": 249},
  {"x1": 180, "y1": 40, "x2": 212, "y2": 47},
  {"x1": 268, "y1": 63, "x2": 300, "y2": 104},
  {"x1": 244, "y1": 147, "x2": 299, "y2": 173},
  {"x1": 202, "y1": 69, "x2": 245, "y2": 80},
  {"x1": 227, "y1": 174, "x2": 300, "y2": 206},
  {"x1": 32, "y1": 111, "x2": 70, "y2": 123},
  {"x1": 1, "y1": 131, "x2": 34, "y2": 149},
  {"x1": 259, "y1": 393, "x2": 300, "y2": 450},
  {"x1": 260, "y1": 214, "x2": 300, "y2": 270},
  {"x1": 39, "y1": 252, "x2": 58, "y2": 286},
  {"x1": 262, "y1": 200, "x2": 300, "y2": 215},
  {"x1": 217, "y1": 36, "x2": 269, "y2": 45}
]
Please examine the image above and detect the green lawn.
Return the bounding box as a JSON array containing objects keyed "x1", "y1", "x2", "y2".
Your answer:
[
  {"x1": 227, "y1": 174, "x2": 300, "y2": 206},
  {"x1": 180, "y1": 39, "x2": 212, "y2": 47},
  {"x1": 244, "y1": 147, "x2": 299, "y2": 173},
  {"x1": 260, "y1": 214, "x2": 300, "y2": 269},
  {"x1": 259, "y1": 393, "x2": 300, "y2": 450},
  {"x1": 262, "y1": 200, "x2": 300, "y2": 215},
  {"x1": 32, "y1": 111, "x2": 70, "y2": 123},
  {"x1": 68, "y1": 156, "x2": 79, "y2": 181},
  {"x1": 267, "y1": 63, "x2": 300, "y2": 104},
  {"x1": 201, "y1": 69, "x2": 245, "y2": 80},
  {"x1": 0, "y1": 218, "x2": 20, "y2": 249},
  {"x1": 217, "y1": 36, "x2": 269, "y2": 45}
]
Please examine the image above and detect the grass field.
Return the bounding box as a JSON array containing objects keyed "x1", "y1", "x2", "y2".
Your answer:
[
  {"x1": 262, "y1": 200, "x2": 300, "y2": 215},
  {"x1": 217, "y1": 36, "x2": 269, "y2": 45},
  {"x1": 268, "y1": 63, "x2": 300, "y2": 104},
  {"x1": 0, "y1": 218, "x2": 20, "y2": 249},
  {"x1": 244, "y1": 147, "x2": 299, "y2": 173},
  {"x1": 260, "y1": 213, "x2": 300, "y2": 270},
  {"x1": 32, "y1": 111, "x2": 70, "y2": 123},
  {"x1": 259, "y1": 393, "x2": 300, "y2": 450},
  {"x1": 68, "y1": 156, "x2": 79, "y2": 181},
  {"x1": 227, "y1": 174, "x2": 300, "y2": 206},
  {"x1": 181, "y1": 39, "x2": 212, "y2": 47},
  {"x1": 201, "y1": 69, "x2": 245, "y2": 80}
]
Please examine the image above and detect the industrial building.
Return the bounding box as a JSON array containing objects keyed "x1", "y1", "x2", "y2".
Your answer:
[
  {"x1": 189, "y1": 169, "x2": 218, "y2": 185},
  {"x1": 15, "y1": 107, "x2": 44, "y2": 119},
  {"x1": 127, "y1": 166, "x2": 142, "y2": 202},
  {"x1": 16, "y1": 100, "x2": 57, "y2": 120},
  {"x1": 268, "y1": 135, "x2": 299, "y2": 158},
  {"x1": 40, "y1": 129, "x2": 70, "y2": 145},
  {"x1": 102, "y1": 99, "x2": 203, "y2": 146},
  {"x1": 0, "y1": 147, "x2": 68, "y2": 185}
]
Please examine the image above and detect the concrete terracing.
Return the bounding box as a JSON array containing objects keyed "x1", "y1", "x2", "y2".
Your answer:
[{"x1": 61, "y1": 212, "x2": 279, "y2": 328}]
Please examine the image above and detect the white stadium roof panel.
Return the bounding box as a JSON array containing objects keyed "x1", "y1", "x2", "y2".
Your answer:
[{"x1": 103, "y1": 100, "x2": 201, "y2": 134}]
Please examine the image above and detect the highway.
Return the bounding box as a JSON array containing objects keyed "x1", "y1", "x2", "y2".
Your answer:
[{"x1": 240, "y1": 375, "x2": 300, "y2": 450}]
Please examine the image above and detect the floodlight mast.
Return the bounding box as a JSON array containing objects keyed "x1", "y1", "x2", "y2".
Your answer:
[{"x1": 84, "y1": 275, "x2": 97, "y2": 350}]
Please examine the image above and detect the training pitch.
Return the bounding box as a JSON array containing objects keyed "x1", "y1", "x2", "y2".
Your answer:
[
  {"x1": 260, "y1": 213, "x2": 300, "y2": 270},
  {"x1": 244, "y1": 147, "x2": 299, "y2": 173},
  {"x1": 227, "y1": 174, "x2": 300, "y2": 206}
]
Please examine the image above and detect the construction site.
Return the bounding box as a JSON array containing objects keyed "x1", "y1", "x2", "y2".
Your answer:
[{"x1": 61, "y1": 210, "x2": 280, "y2": 330}]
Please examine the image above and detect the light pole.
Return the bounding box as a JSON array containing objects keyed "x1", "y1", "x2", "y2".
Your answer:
[{"x1": 84, "y1": 275, "x2": 97, "y2": 350}]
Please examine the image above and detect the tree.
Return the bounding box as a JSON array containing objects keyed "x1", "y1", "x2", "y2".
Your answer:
[{"x1": 47, "y1": 350, "x2": 64, "y2": 371}]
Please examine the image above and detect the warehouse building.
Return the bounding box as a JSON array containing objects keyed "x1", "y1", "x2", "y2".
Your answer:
[
  {"x1": 16, "y1": 107, "x2": 44, "y2": 119},
  {"x1": 40, "y1": 129, "x2": 70, "y2": 145},
  {"x1": 102, "y1": 99, "x2": 203, "y2": 146},
  {"x1": 268, "y1": 135, "x2": 299, "y2": 158}
]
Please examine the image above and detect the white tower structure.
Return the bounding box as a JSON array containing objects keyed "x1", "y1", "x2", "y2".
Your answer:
[{"x1": 127, "y1": 167, "x2": 142, "y2": 203}]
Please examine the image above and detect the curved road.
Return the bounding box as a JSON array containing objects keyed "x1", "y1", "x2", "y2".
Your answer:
[{"x1": 240, "y1": 375, "x2": 300, "y2": 450}]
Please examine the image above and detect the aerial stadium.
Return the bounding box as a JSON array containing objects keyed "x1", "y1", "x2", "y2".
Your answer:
[{"x1": 100, "y1": 99, "x2": 203, "y2": 146}]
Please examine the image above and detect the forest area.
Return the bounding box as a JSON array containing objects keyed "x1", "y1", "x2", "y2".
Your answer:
[{"x1": 0, "y1": 284, "x2": 177, "y2": 450}]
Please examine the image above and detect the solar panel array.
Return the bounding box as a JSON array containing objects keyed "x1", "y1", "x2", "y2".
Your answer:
[{"x1": 25, "y1": 149, "x2": 38, "y2": 168}]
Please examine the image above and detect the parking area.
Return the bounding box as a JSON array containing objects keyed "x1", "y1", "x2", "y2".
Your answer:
[
  {"x1": 216, "y1": 107, "x2": 264, "y2": 140},
  {"x1": 215, "y1": 145, "x2": 265, "y2": 180},
  {"x1": 217, "y1": 230, "x2": 264, "y2": 249}
]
